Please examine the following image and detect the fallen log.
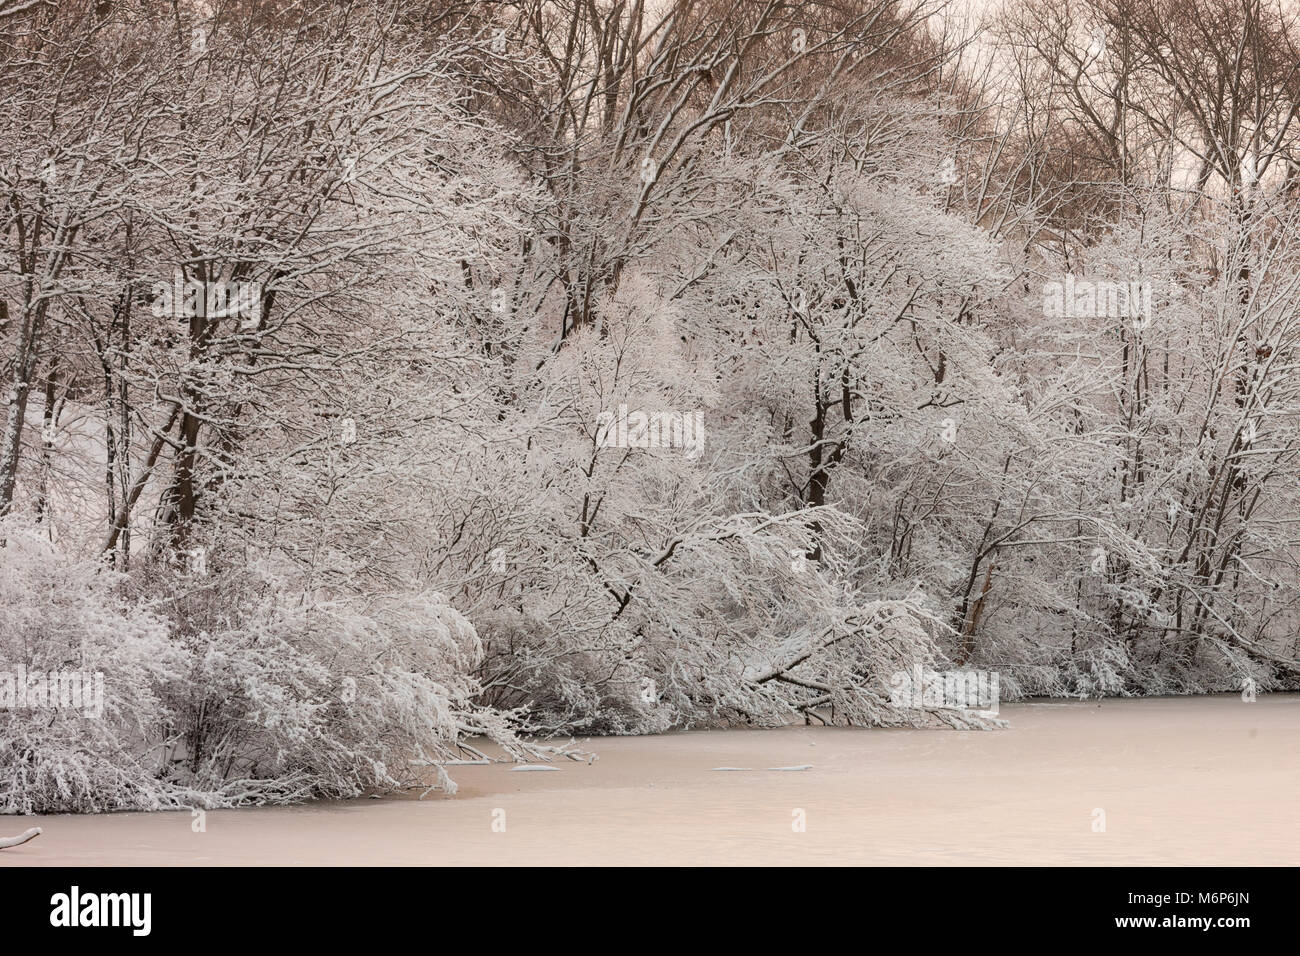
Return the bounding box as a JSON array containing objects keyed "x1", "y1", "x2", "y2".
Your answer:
[{"x1": 0, "y1": 827, "x2": 41, "y2": 849}]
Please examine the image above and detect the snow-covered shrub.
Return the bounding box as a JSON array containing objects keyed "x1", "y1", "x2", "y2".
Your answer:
[
  {"x1": 0, "y1": 521, "x2": 538, "y2": 812},
  {"x1": 0, "y1": 520, "x2": 183, "y2": 813},
  {"x1": 158, "y1": 566, "x2": 510, "y2": 802}
]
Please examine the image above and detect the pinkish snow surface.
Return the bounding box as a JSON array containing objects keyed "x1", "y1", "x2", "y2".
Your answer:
[{"x1": 4, "y1": 695, "x2": 1298, "y2": 865}]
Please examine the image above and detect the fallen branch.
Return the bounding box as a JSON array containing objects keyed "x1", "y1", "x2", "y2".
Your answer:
[{"x1": 0, "y1": 827, "x2": 41, "y2": 849}]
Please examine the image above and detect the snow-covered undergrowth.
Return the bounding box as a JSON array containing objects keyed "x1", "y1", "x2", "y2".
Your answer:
[{"x1": 0, "y1": 521, "x2": 539, "y2": 813}]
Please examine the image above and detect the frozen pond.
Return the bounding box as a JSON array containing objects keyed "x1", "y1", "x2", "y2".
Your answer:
[{"x1": 4, "y1": 695, "x2": 1298, "y2": 865}]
